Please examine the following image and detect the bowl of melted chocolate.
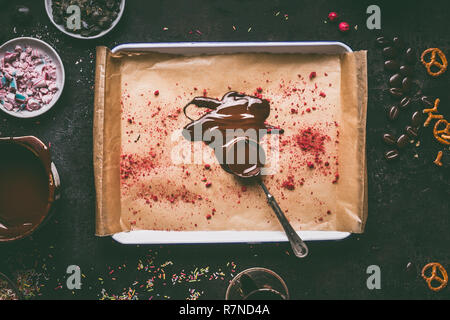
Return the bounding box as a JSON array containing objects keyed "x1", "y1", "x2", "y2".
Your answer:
[{"x1": 0, "y1": 136, "x2": 60, "y2": 242}]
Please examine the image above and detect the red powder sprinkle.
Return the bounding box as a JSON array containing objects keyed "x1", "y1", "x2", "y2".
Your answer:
[
  {"x1": 241, "y1": 186, "x2": 247, "y2": 192},
  {"x1": 290, "y1": 108, "x2": 298, "y2": 114},
  {"x1": 295, "y1": 128, "x2": 327, "y2": 154},
  {"x1": 206, "y1": 214, "x2": 212, "y2": 220},
  {"x1": 205, "y1": 182, "x2": 212, "y2": 188},
  {"x1": 120, "y1": 153, "x2": 156, "y2": 181},
  {"x1": 281, "y1": 176, "x2": 295, "y2": 190},
  {"x1": 256, "y1": 87, "x2": 263, "y2": 93},
  {"x1": 309, "y1": 72, "x2": 317, "y2": 80},
  {"x1": 319, "y1": 91, "x2": 326, "y2": 97},
  {"x1": 204, "y1": 164, "x2": 211, "y2": 170},
  {"x1": 327, "y1": 210, "x2": 332, "y2": 215},
  {"x1": 154, "y1": 90, "x2": 159, "y2": 96},
  {"x1": 332, "y1": 173, "x2": 340, "y2": 184},
  {"x1": 203, "y1": 89, "x2": 208, "y2": 97},
  {"x1": 307, "y1": 161, "x2": 315, "y2": 169}
]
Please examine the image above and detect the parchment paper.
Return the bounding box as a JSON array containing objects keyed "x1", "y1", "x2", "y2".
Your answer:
[{"x1": 94, "y1": 46, "x2": 367, "y2": 236}]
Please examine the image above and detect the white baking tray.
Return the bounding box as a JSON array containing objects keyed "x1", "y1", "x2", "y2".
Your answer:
[{"x1": 111, "y1": 41, "x2": 352, "y2": 244}]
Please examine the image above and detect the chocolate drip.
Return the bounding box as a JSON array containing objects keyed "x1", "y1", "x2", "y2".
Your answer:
[{"x1": 182, "y1": 91, "x2": 281, "y2": 176}]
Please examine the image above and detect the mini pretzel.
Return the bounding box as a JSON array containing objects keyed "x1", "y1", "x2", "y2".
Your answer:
[
  {"x1": 433, "y1": 119, "x2": 450, "y2": 145},
  {"x1": 423, "y1": 98, "x2": 440, "y2": 114},
  {"x1": 434, "y1": 151, "x2": 443, "y2": 166},
  {"x1": 423, "y1": 98, "x2": 443, "y2": 127},
  {"x1": 424, "y1": 114, "x2": 443, "y2": 127},
  {"x1": 421, "y1": 48, "x2": 448, "y2": 77},
  {"x1": 421, "y1": 262, "x2": 448, "y2": 292}
]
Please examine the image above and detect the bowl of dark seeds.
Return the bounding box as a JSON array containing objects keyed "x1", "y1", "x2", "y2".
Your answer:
[{"x1": 45, "y1": 0, "x2": 125, "y2": 39}]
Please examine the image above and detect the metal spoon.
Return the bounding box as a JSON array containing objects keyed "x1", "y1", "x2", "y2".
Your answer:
[{"x1": 224, "y1": 137, "x2": 309, "y2": 258}]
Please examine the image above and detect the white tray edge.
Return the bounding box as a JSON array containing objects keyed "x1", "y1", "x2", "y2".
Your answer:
[{"x1": 113, "y1": 230, "x2": 351, "y2": 244}]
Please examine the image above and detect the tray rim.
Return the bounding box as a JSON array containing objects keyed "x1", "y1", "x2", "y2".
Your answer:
[
  {"x1": 112, "y1": 41, "x2": 353, "y2": 54},
  {"x1": 110, "y1": 41, "x2": 353, "y2": 244}
]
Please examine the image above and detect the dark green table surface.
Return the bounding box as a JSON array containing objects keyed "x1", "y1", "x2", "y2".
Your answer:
[{"x1": 0, "y1": 0, "x2": 449, "y2": 300}]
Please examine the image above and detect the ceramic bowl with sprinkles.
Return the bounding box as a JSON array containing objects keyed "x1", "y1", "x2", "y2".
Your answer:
[
  {"x1": 0, "y1": 37, "x2": 65, "y2": 119},
  {"x1": 0, "y1": 272, "x2": 20, "y2": 300},
  {"x1": 45, "y1": 0, "x2": 126, "y2": 39}
]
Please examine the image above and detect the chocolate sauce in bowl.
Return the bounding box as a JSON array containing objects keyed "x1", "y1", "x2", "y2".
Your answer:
[
  {"x1": 182, "y1": 91, "x2": 281, "y2": 174},
  {"x1": 0, "y1": 137, "x2": 54, "y2": 241}
]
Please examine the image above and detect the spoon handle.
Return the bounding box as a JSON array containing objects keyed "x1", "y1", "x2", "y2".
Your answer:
[{"x1": 258, "y1": 180, "x2": 309, "y2": 258}]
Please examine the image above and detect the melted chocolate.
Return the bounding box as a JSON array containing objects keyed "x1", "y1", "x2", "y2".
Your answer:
[
  {"x1": 0, "y1": 139, "x2": 51, "y2": 241},
  {"x1": 182, "y1": 92, "x2": 280, "y2": 176},
  {"x1": 225, "y1": 137, "x2": 264, "y2": 178}
]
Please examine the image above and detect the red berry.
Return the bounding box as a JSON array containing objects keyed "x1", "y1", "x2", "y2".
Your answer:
[
  {"x1": 339, "y1": 22, "x2": 350, "y2": 32},
  {"x1": 154, "y1": 90, "x2": 159, "y2": 96},
  {"x1": 328, "y1": 12, "x2": 339, "y2": 22}
]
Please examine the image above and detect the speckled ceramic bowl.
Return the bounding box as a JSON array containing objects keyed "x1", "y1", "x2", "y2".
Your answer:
[{"x1": 0, "y1": 37, "x2": 65, "y2": 119}]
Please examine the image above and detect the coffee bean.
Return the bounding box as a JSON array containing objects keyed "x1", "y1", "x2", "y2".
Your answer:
[
  {"x1": 397, "y1": 134, "x2": 410, "y2": 148},
  {"x1": 384, "y1": 60, "x2": 400, "y2": 73},
  {"x1": 400, "y1": 97, "x2": 411, "y2": 109},
  {"x1": 383, "y1": 46, "x2": 398, "y2": 59},
  {"x1": 389, "y1": 88, "x2": 403, "y2": 99},
  {"x1": 388, "y1": 105, "x2": 400, "y2": 120},
  {"x1": 389, "y1": 73, "x2": 403, "y2": 88},
  {"x1": 405, "y1": 126, "x2": 418, "y2": 138},
  {"x1": 383, "y1": 133, "x2": 397, "y2": 146},
  {"x1": 384, "y1": 149, "x2": 400, "y2": 161},
  {"x1": 392, "y1": 37, "x2": 403, "y2": 49},
  {"x1": 411, "y1": 111, "x2": 423, "y2": 127},
  {"x1": 376, "y1": 36, "x2": 391, "y2": 48},
  {"x1": 402, "y1": 77, "x2": 412, "y2": 92},
  {"x1": 405, "y1": 48, "x2": 416, "y2": 64},
  {"x1": 399, "y1": 65, "x2": 414, "y2": 77},
  {"x1": 420, "y1": 96, "x2": 434, "y2": 106}
]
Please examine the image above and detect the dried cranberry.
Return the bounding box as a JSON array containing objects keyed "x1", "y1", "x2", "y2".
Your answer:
[
  {"x1": 328, "y1": 12, "x2": 339, "y2": 22},
  {"x1": 338, "y1": 22, "x2": 350, "y2": 32}
]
